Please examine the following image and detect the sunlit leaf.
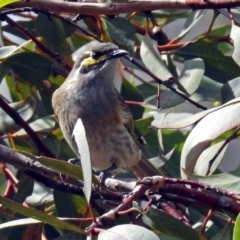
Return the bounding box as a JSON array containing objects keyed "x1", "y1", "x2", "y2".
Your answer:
[
  {"x1": 181, "y1": 98, "x2": 240, "y2": 178},
  {"x1": 98, "y1": 224, "x2": 160, "y2": 240},
  {"x1": 0, "y1": 0, "x2": 20, "y2": 8},
  {"x1": 73, "y1": 119, "x2": 92, "y2": 203},
  {"x1": 140, "y1": 34, "x2": 172, "y2": 81},
  {"x1": 221, "y1": 77, "x2": 240, "y2": 103},
  {"x1": 230, "y1": 24, "x2": 240, "y2": 66}
]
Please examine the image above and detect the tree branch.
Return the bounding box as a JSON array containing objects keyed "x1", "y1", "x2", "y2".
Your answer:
[
  {"x1": 0, "y1": 97, "x2": 55, "y2": 158},
  {"x1": 9, "y1": 0, "x2": 240, "y2": 15}
]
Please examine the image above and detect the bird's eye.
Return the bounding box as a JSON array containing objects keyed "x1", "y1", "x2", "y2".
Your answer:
[{"x1": 91, "y1": 52, "x2": 101, "y2": 60}]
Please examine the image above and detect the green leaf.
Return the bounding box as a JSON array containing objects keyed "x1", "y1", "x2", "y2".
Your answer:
[
  {"x1": 14, "y1": 176, "x2": 34, "y2": 204},
  {"x1": 0, "y1": 0, "x2": 20, "y2": 8},
  {"x1": 185, "y1": 169, "x2": 240, "y2": 194},
  {"x1": 178, "y1": 10, "x2": 206, "y2": 40},
  {"x1": 0, "y1": 63, "x2": 8, "y2": 83},
  {"x1": 140, "y1": 34, "x2": 172, "y2": 81},
  {"x1": 0, "y1": 94, "x2": 37, "y2": 135},
  {"x1": 233, "y1": 214, "x2": 240, "y2": 240},
  {"x1": 134, "y1": 116, "x2": 154, "y2": 137},
  {"x1": 73, "y1": 119, "x2": 92, "y2": 203},
  {"x1": 191, "y1": 76, "x2": 222, "y2": 102},
  {"x1": 36, "y1": 13, "x2": 73, "y2": 64},
  {"x1": 230, "y1": 24, "x2": 240, "y2": 66},
  {"x1": 98, "y1": 224, "x2": 160, "y2": 240},
  {"x1": 193, "y1": 140, "x2": 228, "y2": 176},
  {"x1": 0, "y1": 46, "x2": 17, "y2": 59},
  {"x1": 2, "y1": 19, "x2": 37, "y2": 40},
  {"x1": 181, "y1": 98, "x2": 240, "y2": 178},
  {"x1": 15, "y1": 150, "x2": 99, "y2": 185},
  {"x1": 54, "y1": 191, "x2": 88, "y2": 218},
  {"x1": 121, "y1": 78, "x2": 144, "y2": 120},
  {"x1": 133, "y1": 202, "x2": 205, "y2": 240},
  {"x1": 175, "y1": 37, "x2": 240, "y2": 83},
  {"x1": 152, "y1": 97, "x2": 240, "y2": 129},
  {"x1": 12, "y1": 115, "x2": 56, "y2": 137},
  {"x1": 102, "y1": 17, "x2": 137, "y2": 54},
  {"x1": 0, "y1": 196, "x2": 85, "y2": 234},
  {"x1": 137, "y1": 81, "x2": 158, "y2": 99},
  {"x1": 4, "y1": 52, "x2": 54, "y2": 89},
  {"x1": 147, "y1": 58, "x2": 204, "y2": 109},
  {"x1": 221, "y1": 77, "x2": 240, "y2": 103}
]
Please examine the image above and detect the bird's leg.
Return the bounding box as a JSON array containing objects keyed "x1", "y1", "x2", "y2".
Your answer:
[
  {"x1": 95, "y1": 163, "x2": 118, "y2": 183},
  {"x1": 59, "y1": 158, "x2": 81, "y2": 181},
  {"x1": 68, "y1": 158, "x2": 81, "y2": 165}
]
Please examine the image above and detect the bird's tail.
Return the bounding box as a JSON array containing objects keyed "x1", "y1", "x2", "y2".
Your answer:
[{"x1": 131, "y1": 154, "x2": 162, "y2": 179}]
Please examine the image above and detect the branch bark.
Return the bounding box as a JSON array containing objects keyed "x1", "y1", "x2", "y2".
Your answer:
[{"x1": 10, "y1": 0, "x2": 240, "y2": 15}]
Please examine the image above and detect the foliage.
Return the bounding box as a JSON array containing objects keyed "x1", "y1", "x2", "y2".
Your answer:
[{"x1": 0, "y1": 2, "x2": 240, "y2": 240}]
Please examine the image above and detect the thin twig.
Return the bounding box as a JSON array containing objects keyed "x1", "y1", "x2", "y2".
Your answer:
[{"x1": 0, "y1": 97, "x2": 55, "y2": 158}]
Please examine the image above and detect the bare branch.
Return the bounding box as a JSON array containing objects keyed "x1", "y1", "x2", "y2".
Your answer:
[{"x1": 9, "y1": 0, "x2": 240, "y2": 15}]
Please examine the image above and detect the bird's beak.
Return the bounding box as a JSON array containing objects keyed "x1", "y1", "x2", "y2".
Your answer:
[{"x1": 108, "y1": 49, "x2": 128, "y2": 59}]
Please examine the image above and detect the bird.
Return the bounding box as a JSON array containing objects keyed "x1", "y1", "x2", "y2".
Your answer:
[{"x1": 52, "y1": 42, "x2": 160, "y2": 179}]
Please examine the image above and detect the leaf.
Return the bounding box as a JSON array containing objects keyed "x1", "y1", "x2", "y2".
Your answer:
[
  {"x1": 133, "y1": 202, "x2": 205, "y2": 240},
  {"x1": 0, "y1": 46, "x2": 17, "y2": 59},
  {"x1": 0, "y1": 94, "x2": 37, "y2": 135},
  {"x1": 102, "y1": 17, "x2": 137, "y2": 54},
  {"x1": 181, "y1": 98, "x2": 240, "y2": 179},
  {"x1": 36, "y1": 13, "x2": 73, "y2": 65},
  {"x1": 134, "y1": 116, "x2": 154, "y2": 137},
  {"x1": 230, "y1": 24, "x2": 240, "y2": 66},
  {"x1": 191, "y1": 76, "x2": 222, "y2": 102},
  {"x1": 193, "y1": 140, "x2": 228, "y2": 176},
  {"x1": 121, "y1": 78, "x2": 144, "y2": 120},
  {"x1": 72, "y1": 119, "x2": 92, "y2": 203},
  {"x1": 14, "y1": 176, "x2": 34, "y2": 204},
  {"x1": 233, "y1": 214, "x2": 240, "y2": 240},
  {"x1": 12, "y1": 115, "x2": 56, "y2": 137},
  {"x1": 0, "y1": 0, "x2": 20, "y2": 8},
  {"x1": 178, "y1": 10, "x2": 206, "y2": 40},
  {"x1": 54, "y1": 233, "x2": 83, "y2": 240},
  {"x1": 54, "y1": 191, "x2": 88, "y2": 218},
  {"x1": 175, "y1": 37, "x2": 240, "y2": 83},
  {"x1": 0, "y1": 196, "x2": 85, "y2": 234},
  {"x1": 219, "y1": 9, "x2": 240, "y2": 25},
  {"x1": 98, "y1": 224, "x2": 160, "y2": 240},
  {"x1": 16, "y1": 150, "x2": 99, "y2": 185},
  {"x1": 137, "y1": 81, "x2": 158, "y2": 99},
  {"x1": 221, "y1": 77, "x2": 240, "y2": 103},
  {"x1": 140, "y1": 34, "x2": 173, "y2": 81},
  {"x1": 152, "y1": 97, "x2": 240, "y2": 129},
  {"x1": 0, "y1": 63, "x2": 8, "y2": 83},
  {"x1": 4, "y1": 52, "x2": 54, "y2": 89},
  {"x1": 185, "y1": 169, "x2": 240, "y2": 194},
  {"x1": 147, "y1": 58, "x2": 204, "y2": 109}
]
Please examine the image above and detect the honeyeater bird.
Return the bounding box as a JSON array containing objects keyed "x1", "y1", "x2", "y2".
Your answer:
[{"x1": 52, "y1": 42, "x2": 160, "y2": 179}]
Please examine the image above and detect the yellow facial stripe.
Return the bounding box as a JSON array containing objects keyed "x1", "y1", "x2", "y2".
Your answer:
[{"x1": 81, "y1": 54, "x2": 107, "y2": 68}]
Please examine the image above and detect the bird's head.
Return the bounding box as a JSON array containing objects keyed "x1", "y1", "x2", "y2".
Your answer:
[{"x1": 68, "y1": 43, "x2": 128, "y2": 85}]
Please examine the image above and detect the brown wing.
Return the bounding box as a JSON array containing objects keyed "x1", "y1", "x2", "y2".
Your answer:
[{"x1": 116, "y1": 89, "x2": 134, "y2": 137}]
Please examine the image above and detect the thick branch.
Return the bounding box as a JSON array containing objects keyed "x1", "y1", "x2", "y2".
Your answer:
[
  {"x1": 10, "y1": 0, "x2": 240, "y2": 15},
  {"x1": 0, "y1": 144, "x2": 58, "y2": 176}
]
